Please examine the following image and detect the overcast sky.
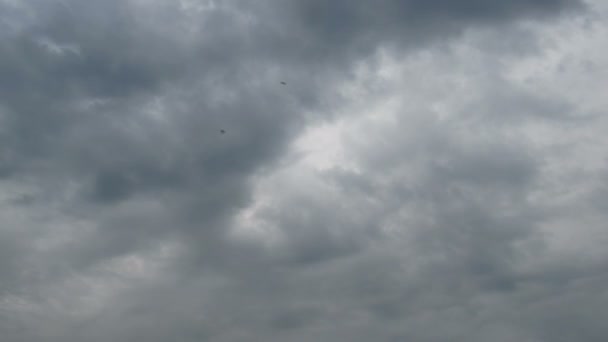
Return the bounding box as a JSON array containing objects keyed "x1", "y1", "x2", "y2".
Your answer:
[{"x1": 1, "y1": 0, "x2": 607, "y2": 341}]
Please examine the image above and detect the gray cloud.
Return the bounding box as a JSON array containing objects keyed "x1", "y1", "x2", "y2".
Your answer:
[{"x1": 1, "y1": 0, "x2": 606, "y2": 341}]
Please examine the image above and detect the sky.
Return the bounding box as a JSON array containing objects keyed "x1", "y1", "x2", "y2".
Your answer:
[{"x1": 0, "y1": 0, "x2": 607, "y2": 341}]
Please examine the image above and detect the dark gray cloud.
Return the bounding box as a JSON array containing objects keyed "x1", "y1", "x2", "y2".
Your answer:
[{"x1": 1, "y1": 0, "x2": 606, "y2": 341}]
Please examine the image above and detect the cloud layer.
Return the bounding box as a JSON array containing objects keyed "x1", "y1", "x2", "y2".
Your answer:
[{"x1": 1, "y1": 0, "x2": 607, "y2": 341}]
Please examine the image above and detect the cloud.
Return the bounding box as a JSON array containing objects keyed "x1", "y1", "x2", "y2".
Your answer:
[{"x1": 1, "y1": 0, "x2": 606, "y2": 341}]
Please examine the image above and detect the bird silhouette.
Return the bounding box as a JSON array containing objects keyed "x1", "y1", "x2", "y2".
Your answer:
[
  {"x1": 220, "y1": 129, "x2": 225, "y2": 134},
  {"x1": 280, "y1": 81, "x2": 286, "y2": 85}
]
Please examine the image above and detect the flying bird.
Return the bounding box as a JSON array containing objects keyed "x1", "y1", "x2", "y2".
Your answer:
[
  {"x1": 280, "y1": 81, "x2": 286, "y2": 85},
  {"x1": 220, "y1": 129, "x2": 225, "y2": 134}
]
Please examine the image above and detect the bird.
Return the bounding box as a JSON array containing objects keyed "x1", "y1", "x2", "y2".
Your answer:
[
  {"x1": 280, "y1": 81, "x2": 286, "y2": 85},
  {"x1": 220, "y1": 129, "x2": 225, "y2": 134}
]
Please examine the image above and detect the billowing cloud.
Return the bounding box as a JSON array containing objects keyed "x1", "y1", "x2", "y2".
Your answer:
[{"x1": 1, "y1": 0, "x2": 607, "y2": 341}]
